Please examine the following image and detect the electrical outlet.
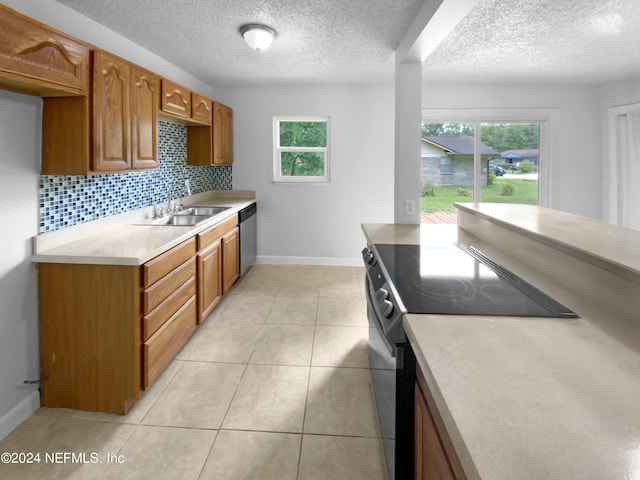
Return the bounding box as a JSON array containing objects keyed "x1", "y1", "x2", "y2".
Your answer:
[{"x1": 404, "y1": 200, "x2": 415, "y2": 216}]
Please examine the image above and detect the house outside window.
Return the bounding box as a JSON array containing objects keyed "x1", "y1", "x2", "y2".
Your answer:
[{"x1": 273, "y1": 117, "x2": 330, "y2": 183}]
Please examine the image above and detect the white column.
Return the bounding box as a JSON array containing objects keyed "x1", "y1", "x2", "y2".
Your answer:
[{"x1": 394, "y1": 62, "x2": 422, "y2": 224}]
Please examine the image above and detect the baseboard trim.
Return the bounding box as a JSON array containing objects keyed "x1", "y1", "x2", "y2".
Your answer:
[
  {"x1": 256, "y1": 255, "x2": 362, "y2": 267},
  {"x1": 0, "y1": 390, "x2": 40, "y2": 441}
]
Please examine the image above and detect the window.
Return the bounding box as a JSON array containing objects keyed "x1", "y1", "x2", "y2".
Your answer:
[
  {"x1": 273, "y1": 117, "x2": 330, "y2": 183},
  {"x1": 439, "y1": 156, "x2": 453, "y2": 174},
  {"x1": 420, "y1": 108, "x2": 557, "y2": 225}
]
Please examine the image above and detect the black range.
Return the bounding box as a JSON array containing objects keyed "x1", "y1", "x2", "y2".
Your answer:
[
  {"x1": 373, "y1": 242, "x2": 577, "y2": 318},
  {"x1": 362, "y1": 240, "x2": 577, "y2": 480}
]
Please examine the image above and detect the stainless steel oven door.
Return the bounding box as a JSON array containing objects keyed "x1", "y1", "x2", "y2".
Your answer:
[{"x1": 365, "y1": 270, "x2": 399, "y2": 480}]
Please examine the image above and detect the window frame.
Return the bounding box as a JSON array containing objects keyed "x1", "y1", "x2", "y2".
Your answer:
[
  {"x1": 422, "y1": 108, "x2": 557, "y2": 207},
  {"x1": 273, "y1": 116, "x2": 331, "y2": 183}
]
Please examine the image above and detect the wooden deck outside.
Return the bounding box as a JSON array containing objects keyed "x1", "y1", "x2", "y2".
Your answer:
[{"x1": 420, "y1": 212, "x2": 457, "y2": 224}]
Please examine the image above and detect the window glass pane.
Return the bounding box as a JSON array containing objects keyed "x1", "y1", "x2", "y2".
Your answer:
[
  {"x1": 439, "y1": 157, "x2": 453, "y2": 174},
  {"x1": 420, "y1": 123, "x2": 475, "y2": 219},
  {"x1": 479, "y1": 123, "x2": 539, "y2": 206},
  {"x1": 279, "y1": 121, "x2": 327, "y2": 147},
  {"x1": 280, "y1": 152, "x2": 325, "y2": 177}
]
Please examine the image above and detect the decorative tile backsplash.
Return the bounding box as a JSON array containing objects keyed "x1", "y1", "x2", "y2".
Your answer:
[{"x1": 39, "y1": 121, "x2": 232, "y2": 232}]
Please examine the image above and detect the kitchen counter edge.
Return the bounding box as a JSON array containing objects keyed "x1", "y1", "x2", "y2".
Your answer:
[{"x1": 32, "y1": 191, "x2": 256, "y2": 266}]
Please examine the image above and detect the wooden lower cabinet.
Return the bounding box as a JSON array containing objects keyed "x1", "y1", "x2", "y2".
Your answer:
[
  {"x1": 39, "y1": 262, "x2": 143, "y2": 415},
  {"x1": 197, "y1": 215, "x2": 239, "y2": 322},
  {"x1": 197, "y1": 239, "x2": 222, "y2": 323},
  {"x1": 415, "y1": 365, "x2": 466, "y2": 480},
  {"x1": 38, "y1": 215, "x2": 242, "y2": 414},
  {"x1": 222, "y1": 226, "x2": 239, "y2": 293},
  {"x1": 38, "y1": 238, "x2": 197, "y2": 414},
  {"x1": 143, "y1": 296, "x2": 197, "y2": 388}
]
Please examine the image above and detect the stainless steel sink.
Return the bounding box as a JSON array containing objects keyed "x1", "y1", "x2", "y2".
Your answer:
[
  {"x1": 147, "y1": 214, "x2": 211, "y2": 226},
  {"x1": 175, "y1": 206, "x2": 230, "y2": 216},
  {"x1": 133, "y1": 205, "x2": 231, "y2": 227}
]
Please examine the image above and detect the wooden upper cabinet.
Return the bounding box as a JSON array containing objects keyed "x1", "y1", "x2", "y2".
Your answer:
[
  {"x1": 213, "y1": 102, "x2": 233, "y2": 165},
  {"x1": 93, "y1": 51, "x2": 159, "y2": 172},
  {"x1": 131, "y1": 67, "x2": 159, "y2": 169},
  {"x1": 93, "y1": 51, "x2": 131, "y2": 172},
  {"x1": 191, "y1": 93, "x2": 212, "y2": 125},
  {"x1": 42, "y1": 50, "x2": 159, "y2": 175},
  {"x1": 0, "y1": 5, "x2": 90, "y2": 96},
  {"x1": 160, "y1": 78, "x2": 191, "y2": 119}
]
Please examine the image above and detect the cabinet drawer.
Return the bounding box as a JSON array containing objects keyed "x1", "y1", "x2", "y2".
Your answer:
[
  {"x1": 143, "y1": 276, "x2": 195, "y2": 340},
  {"x1": 143, "y1": 258, "x2": 196, "y2": 313},
  {"x1": 198, "y1": 215, "x2": 238, "y2": 250},
  {"x1": 143, "y1": 296, "x2": 196, "y2": 388},
  {"x1": 143, "y1": 237, "x2": 196, "y2": 287}
]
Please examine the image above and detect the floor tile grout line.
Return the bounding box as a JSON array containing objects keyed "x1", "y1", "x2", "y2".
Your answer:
[
  {"x1": 195, "y1": 429, "x2": 219, "y2": 480},
  {"x1": 137, "y1": 360, "x2": 187, "y2": 426},
  {"x1": 295, "y1": 295, "x2": 319, "y2": 479},
  {"x1": 215, "y1": 362, "x2": 249, "y2": 432}
]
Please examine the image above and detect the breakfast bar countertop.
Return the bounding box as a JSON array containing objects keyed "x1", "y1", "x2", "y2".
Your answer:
[{"x1": 363, "y1": 205, "x2": 640, "y2": 480}]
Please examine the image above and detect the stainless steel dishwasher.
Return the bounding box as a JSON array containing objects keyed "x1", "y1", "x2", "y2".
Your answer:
[{"x1": 238, "y1": 202, "x2": 257, "y2": 275}]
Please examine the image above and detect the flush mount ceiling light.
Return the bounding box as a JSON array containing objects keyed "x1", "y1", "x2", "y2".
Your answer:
[{"x1": 239, "y1": 23, "x2": 276, "y2": 51}]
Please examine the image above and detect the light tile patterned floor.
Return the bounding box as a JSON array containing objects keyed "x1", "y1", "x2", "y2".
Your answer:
[{"x1": 0, "y1": 265, "x2": 389, "y2": 480}]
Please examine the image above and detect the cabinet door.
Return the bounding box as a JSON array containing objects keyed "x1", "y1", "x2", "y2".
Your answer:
[
  {"x1": 197, "y1": 240, "x2": 222, "y2": 323},
  {"x1": 191, "y1": 93, "x2": 212, "y2": 125},
  {"x1": 131, "y1": 66, "x2": 158, "y2": 169},
  {"x1": 415, "y1": 384, "x2": 456, "y2": 480},
  {"x1": 0, "y1": 5, "x2": 90, "y2": 96},
  {"x1": 213, "y1": 102, "x2": 233, "y2": 165},
  {"x1": 161, "y1": 78, "x2": 191, "y2": 118},
  {"x1": 221, "y1": 227, "x2": 239, "y2": 294},
  {"x1": 93, "y1": 51, "x2": 131, "y2": 172}
]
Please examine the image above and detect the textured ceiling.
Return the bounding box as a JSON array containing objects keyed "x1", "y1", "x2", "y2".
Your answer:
[
  {"x1": 53, "y1": 0, "x2": 425, "y2": 86},
  {"x1": 423, "y1": 0, "x2": 640, "y2": 85},
  {"x1": 53, "y1": 0, "x2": 640, "y2": 87}
]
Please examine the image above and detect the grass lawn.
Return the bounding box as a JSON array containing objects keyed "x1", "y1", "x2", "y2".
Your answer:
[{"x1": 421, "y1": 178, "x2": 538, "y2": 214}]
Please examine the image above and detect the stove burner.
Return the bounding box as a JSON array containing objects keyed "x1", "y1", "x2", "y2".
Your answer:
[
  {"x1": 478, "y1": 283, "x2": 517, "y2": 302},
  {"x1": 409, "y1": 274, "x2": 477, "y2": 301}
]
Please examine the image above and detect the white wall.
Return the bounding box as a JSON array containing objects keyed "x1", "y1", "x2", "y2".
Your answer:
[
  {"x1": 227, "y1": 85, "x2": 395, "y2": 264},
  {"x1": 0, "y1": 90, "x2": 41, "y2": 439},
  {"x1": 421, "y1": 83, "x2": 603, "y2": 219}
]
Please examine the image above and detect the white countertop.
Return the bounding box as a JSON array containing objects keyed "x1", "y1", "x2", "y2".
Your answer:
[
  {"x1": 32, "y1": 190, "x2": 255, "y2": 266},
  {"x1": 455, "y1": 202, "x2": 640, "y2": 276},
  {"x1": 362, "y1": 206, "x2": 640, "y2": 480}
]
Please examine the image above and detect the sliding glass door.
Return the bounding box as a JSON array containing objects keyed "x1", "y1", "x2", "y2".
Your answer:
[{"x1": 420, "y1": 110, "x2": 552, "y2": 223}]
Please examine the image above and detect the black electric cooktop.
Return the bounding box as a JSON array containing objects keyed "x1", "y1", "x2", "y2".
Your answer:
[{"x1": 373, "y1": 243, "x2": 577, "y2": 318}]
